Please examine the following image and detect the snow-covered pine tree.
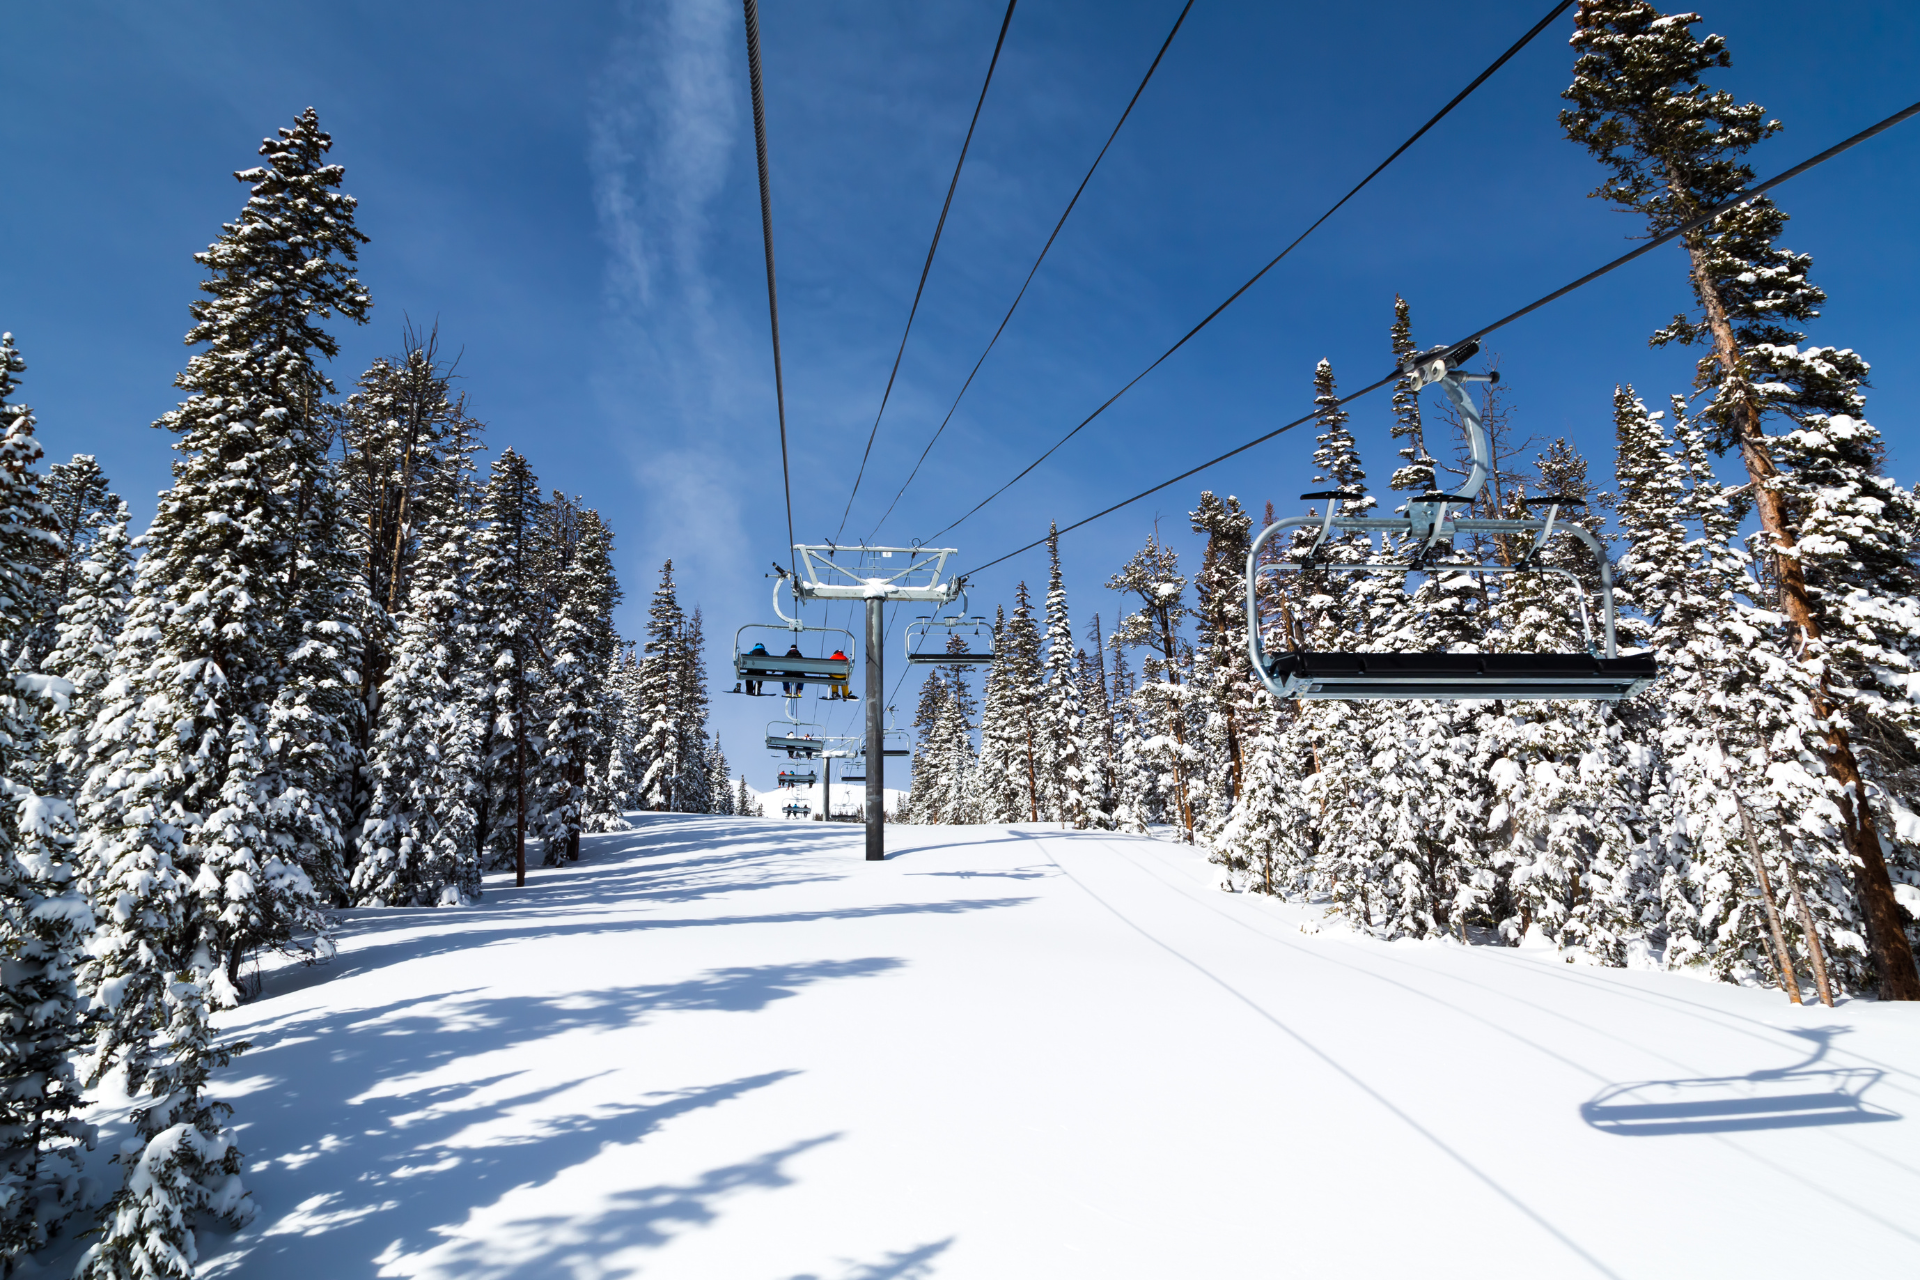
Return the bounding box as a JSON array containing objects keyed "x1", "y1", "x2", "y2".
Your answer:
[
  {"x1": 339, "y1": 329, "x2": 471, "y2": 838},
  {"x1": 73, "y1": 107, "x2": 370, "y2": 1274},
  {"x1": 1188, "y1": 493, "x2": 1253, "y2": 842},
  {"x1": 1107, "y1": 535, "x2": 1194, "y2": 838},
  {"x1": 996, "y1": 587, "x2": 1045, "y2": 822},
  {"x1": 1614, "y1": 389, "x2": 1864, "y2": 987},
  {"x1": 1563, "y1": 0, "x2": 1919, "y2": 996},
  {"x1": 1040, "y1": 527, "x2": 1091, "y2": 829},
  {"x1": 1386, "y1": 297, "x2": 1436, "y2": 496},
  {"x1": 934, "y1": 664, "x2": 980, "y2": 825},
  {"x1": 672, "y1": 607, "x2": 712, "y2": 814},
  {"x1": 534, "y1": 500, "x2": 619, "y2": 860},
  {"x1": 636, "y1": 561, "x2": 687, "y2": 812},
  {"x1": 470, "y1": 448, "x2": 545, "y2": 885},
  {"x1": 907, "y1": 669, "x2": 952, "y2": 825},
  {"x1": 0, "y1": 337, "x2": 95, "y2": 1266},
  {"x1": 583, "y1": 644, "x2": 639, "y2": 833},
  {"x1": 1104, "y1": 638, "x2": 1155, "y2": 833},
  {"x1": 1078, "y1": 615, "x2": 1116, "y2": 824},
  {"x1": 707, "y1": 736, "x2": 734, "y2": 817},
  {"x1": 352, "y1": 419, "x2": 484, "y2": 907},
  {"x1": 33, "y1": 453, "x2": 118, "y2": 664},
  {"x1": 41, "y1": 502, "x2": 133, "y2": 808},
  {"x1": 972, "y1": 608, "x2": 1024, "y2": 824},
  {"x1": 1292, "y1": 359, "x2": 1390, "y2": 922}
]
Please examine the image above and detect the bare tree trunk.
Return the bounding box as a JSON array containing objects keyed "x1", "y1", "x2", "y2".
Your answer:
[
  {"x1": 1781, "y1": 857, "x2": 1835, "y2": 1008},
  {"x1": 515, "y1": 649, "x2": 528, "y2": 889},
  {"x1": 1727, "y1": 774, "x2": 1801, "y2": 1004},
  {"x1": 1024, "y1": 726, "x2": 1039, "y2": 823},
  {"x1": 1681, "y1": 232, "x2": 1920, "y2": 1001},
  {"x1": 1157, "y1": 613, "x2": 1193, "y2": 841}
]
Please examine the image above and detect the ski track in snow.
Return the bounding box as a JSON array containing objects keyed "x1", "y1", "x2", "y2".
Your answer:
[{"x1": 63, "y1": 815, "x2": 1920, "y2": 1277}]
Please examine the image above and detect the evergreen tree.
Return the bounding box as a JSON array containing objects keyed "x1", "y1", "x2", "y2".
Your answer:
[
  {"x1": 707, "y1": 736, "x2": 734, "y2": 817},
  {"x1": 1040, "y1": 527, "x2": 1091, "y2": 829},
  {"x1": 535, "y1": 500, "x2": 620, "y2": 860},
  {"x1": 42, "y1": 503, "x2": 133, "y2": 806},
  {"x1": 34, "y1": 454, "x2": 117, "y2": 663},
  {"x1": 973, "y1": 608, "x2": 1024, "y2": 824},
  {"x1": 0, "y1": 338, "x2": 94, "y2": 1266},
  {"x1": 74, "y1": 110, "x2": 368, "y2": 1278},
  {"x1": 352, "y1": 428, "x2": 484, "y2": 907},
  {"x1": 1108, "y1": 534, "x2": 1194, "y2": 837},
  {"x1": 470, "y1": 449, "x2": 545, "y2": 884},
  {"x1": 636, "y1": 562, "x2": 687, "y2": 812},
  {"x1": 1562, "y1": 0, "x2": 1919, "y2": 996},
  {"x1": 1000, "y1": 584, "x2": 1045, "y2": 822},
  {"x1": 1188, "y1": 493, "x2": 1253, "y2": 840},
  {"x1": 338, "y1": 330, "x2": 471, "y2": 839}
]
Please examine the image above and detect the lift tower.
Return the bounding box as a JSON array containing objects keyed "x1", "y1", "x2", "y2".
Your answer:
[{"x1": 789, "y1": 545, "x2": 961, "y2": 860}]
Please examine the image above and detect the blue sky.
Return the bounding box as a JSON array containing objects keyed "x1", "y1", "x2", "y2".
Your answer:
[{"x1": 6, "y1": 0, "x2": 1918, "y2": 790}]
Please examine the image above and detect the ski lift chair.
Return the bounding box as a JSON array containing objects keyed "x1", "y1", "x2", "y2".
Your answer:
[
  {"x1": 765, "y1": 719, "x2": 827, "y2": 757},
  {"x1": 1244, "y1": 341, "x2": 1656, "y2": 702},
  {"x1": 777, "y1": 769, "x2": 817, "y2": 788},
  {"x1": 905, "y1": 594, "x2": 995, "y2": 665},
  {"x1": 731, "y1": 580, "x2": 856, "y2": 696}
]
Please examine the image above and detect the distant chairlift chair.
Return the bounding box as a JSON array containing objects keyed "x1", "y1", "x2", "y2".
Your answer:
[{"x1": 1245, "y1": 341, "x2": 1656, "y2": 702}]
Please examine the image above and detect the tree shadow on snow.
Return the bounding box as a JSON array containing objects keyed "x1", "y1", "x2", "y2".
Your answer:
[
  {"x1": 783, "y1": 1237, "x2": 955, "y2": 1280},
  {"x1": 262, "y1": 814, "x2": 1032, "y2": 997},
  {"x1": 193, "y1": 961, "x2": 898, "y2": 1275},
  {"x1": 1582, "y1": 1028, "x2": 1903, "y2": 1135}
]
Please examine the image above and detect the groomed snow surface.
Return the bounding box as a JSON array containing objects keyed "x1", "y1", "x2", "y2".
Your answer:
[{"x1": 81, "y1": 816, "x2": 1920, "y2": 1276}]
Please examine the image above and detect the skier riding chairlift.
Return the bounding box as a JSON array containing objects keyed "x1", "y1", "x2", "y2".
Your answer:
[
  {"x1": 781, "y1": 643, "x2": 806, "y2": 697},
  {"x1": 744, "y1": 642, "x2": 769, "y2": 696},
  {"x1": 826, "y1": 648, "x2": 857, "y2": 700}
]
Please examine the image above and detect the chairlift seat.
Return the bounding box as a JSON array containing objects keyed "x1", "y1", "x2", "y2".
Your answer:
[
  {"x1": 905, "y1": 649, "x2": 993, "y2": 665},
  {"x1": 736, "y1": 652, "x2": 852, "y2": 681},
  {"x1": 1262, "y1": 651, "x2": 1656, "y2": 701},
  {"x1": 766, "y1": 733, "x2": 824, "y2": 756},
  {"x1": 777, "y1": 770, "x2": 817, "y2": 787}
]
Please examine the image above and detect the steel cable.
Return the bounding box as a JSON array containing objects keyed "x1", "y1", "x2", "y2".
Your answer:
[
  {"x1": 742, "y1": 0, "x2": 797, "y2": 578},
  {"x1": 833, "y1": 0, "x2": 1021, "y2": 544},
  {"x1": 960, "y1": 96, "x2": 1920, "y2": 577},
  {"x1": 866, "y1": 0, "x2": 1199, "y2": 542},
  {"x1": 925, "y1": 0, "x2": 1576, "y2": 544}
]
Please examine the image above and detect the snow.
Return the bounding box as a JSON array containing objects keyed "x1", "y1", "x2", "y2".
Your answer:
[{"x1": 57, "y1": 815, "x2": 1920, "y2": 1277}]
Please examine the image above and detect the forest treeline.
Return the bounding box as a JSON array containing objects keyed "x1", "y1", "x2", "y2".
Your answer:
[
  {"x1": 0, "y1": 111, "x2": 731, "y2": 1275},
  {"x1": 900, "y1": 3, "x2": 1920, "y2": 1007}
]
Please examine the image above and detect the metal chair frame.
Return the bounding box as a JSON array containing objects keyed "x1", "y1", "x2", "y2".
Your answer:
[{"x1": 1244, "y1": 342, "x2": 1655, "y2": 703}]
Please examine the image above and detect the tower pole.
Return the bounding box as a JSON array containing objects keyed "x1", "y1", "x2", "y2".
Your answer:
[{"x1": 866, "y1": 596, "x2": 885, "y2": 860}]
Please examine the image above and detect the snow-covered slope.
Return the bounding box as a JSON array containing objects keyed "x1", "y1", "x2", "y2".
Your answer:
[{"x1": 83, "y1": 816, "x2": 1920, "y2": 1277}]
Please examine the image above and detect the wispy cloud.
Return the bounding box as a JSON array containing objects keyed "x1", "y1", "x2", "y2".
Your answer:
[{"x1": 588, "y1": 0, "x2": 753, "y2": 594}]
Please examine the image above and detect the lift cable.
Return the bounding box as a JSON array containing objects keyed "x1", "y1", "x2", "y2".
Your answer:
[
  {"x1": 742, "y1": 0, "x2": 798, "y2": 578},
  {"x1": 833, "y1": 0, "x2": 1021, "y2": 545},
  {"x1": 865, "y1": 0, "x2": 1199, "y2": 543},
  {"x1": 924, "y1": 0, "x2": 1575, "y2": 545},
  {"x1": 958, "y1": 96, "x2": 1920, "y2": 578}
]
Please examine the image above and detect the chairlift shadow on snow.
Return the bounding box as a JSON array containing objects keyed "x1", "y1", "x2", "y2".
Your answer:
[{"x1": 1582, "y1": 1028, "x2": 1902, "y2": 1136}]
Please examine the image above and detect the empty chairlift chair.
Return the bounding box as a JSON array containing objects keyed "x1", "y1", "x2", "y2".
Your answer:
[
  {"x1": 1244, "y1": 342, "x2": 1656, "y2": 702},
  {"x1": 904, "y1": 599, "x2": 995, "y2": 666}
]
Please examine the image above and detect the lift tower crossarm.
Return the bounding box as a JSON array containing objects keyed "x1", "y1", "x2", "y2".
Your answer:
[{"x1": 790, "y1": 545, "x2": 962, "y2": 604}]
